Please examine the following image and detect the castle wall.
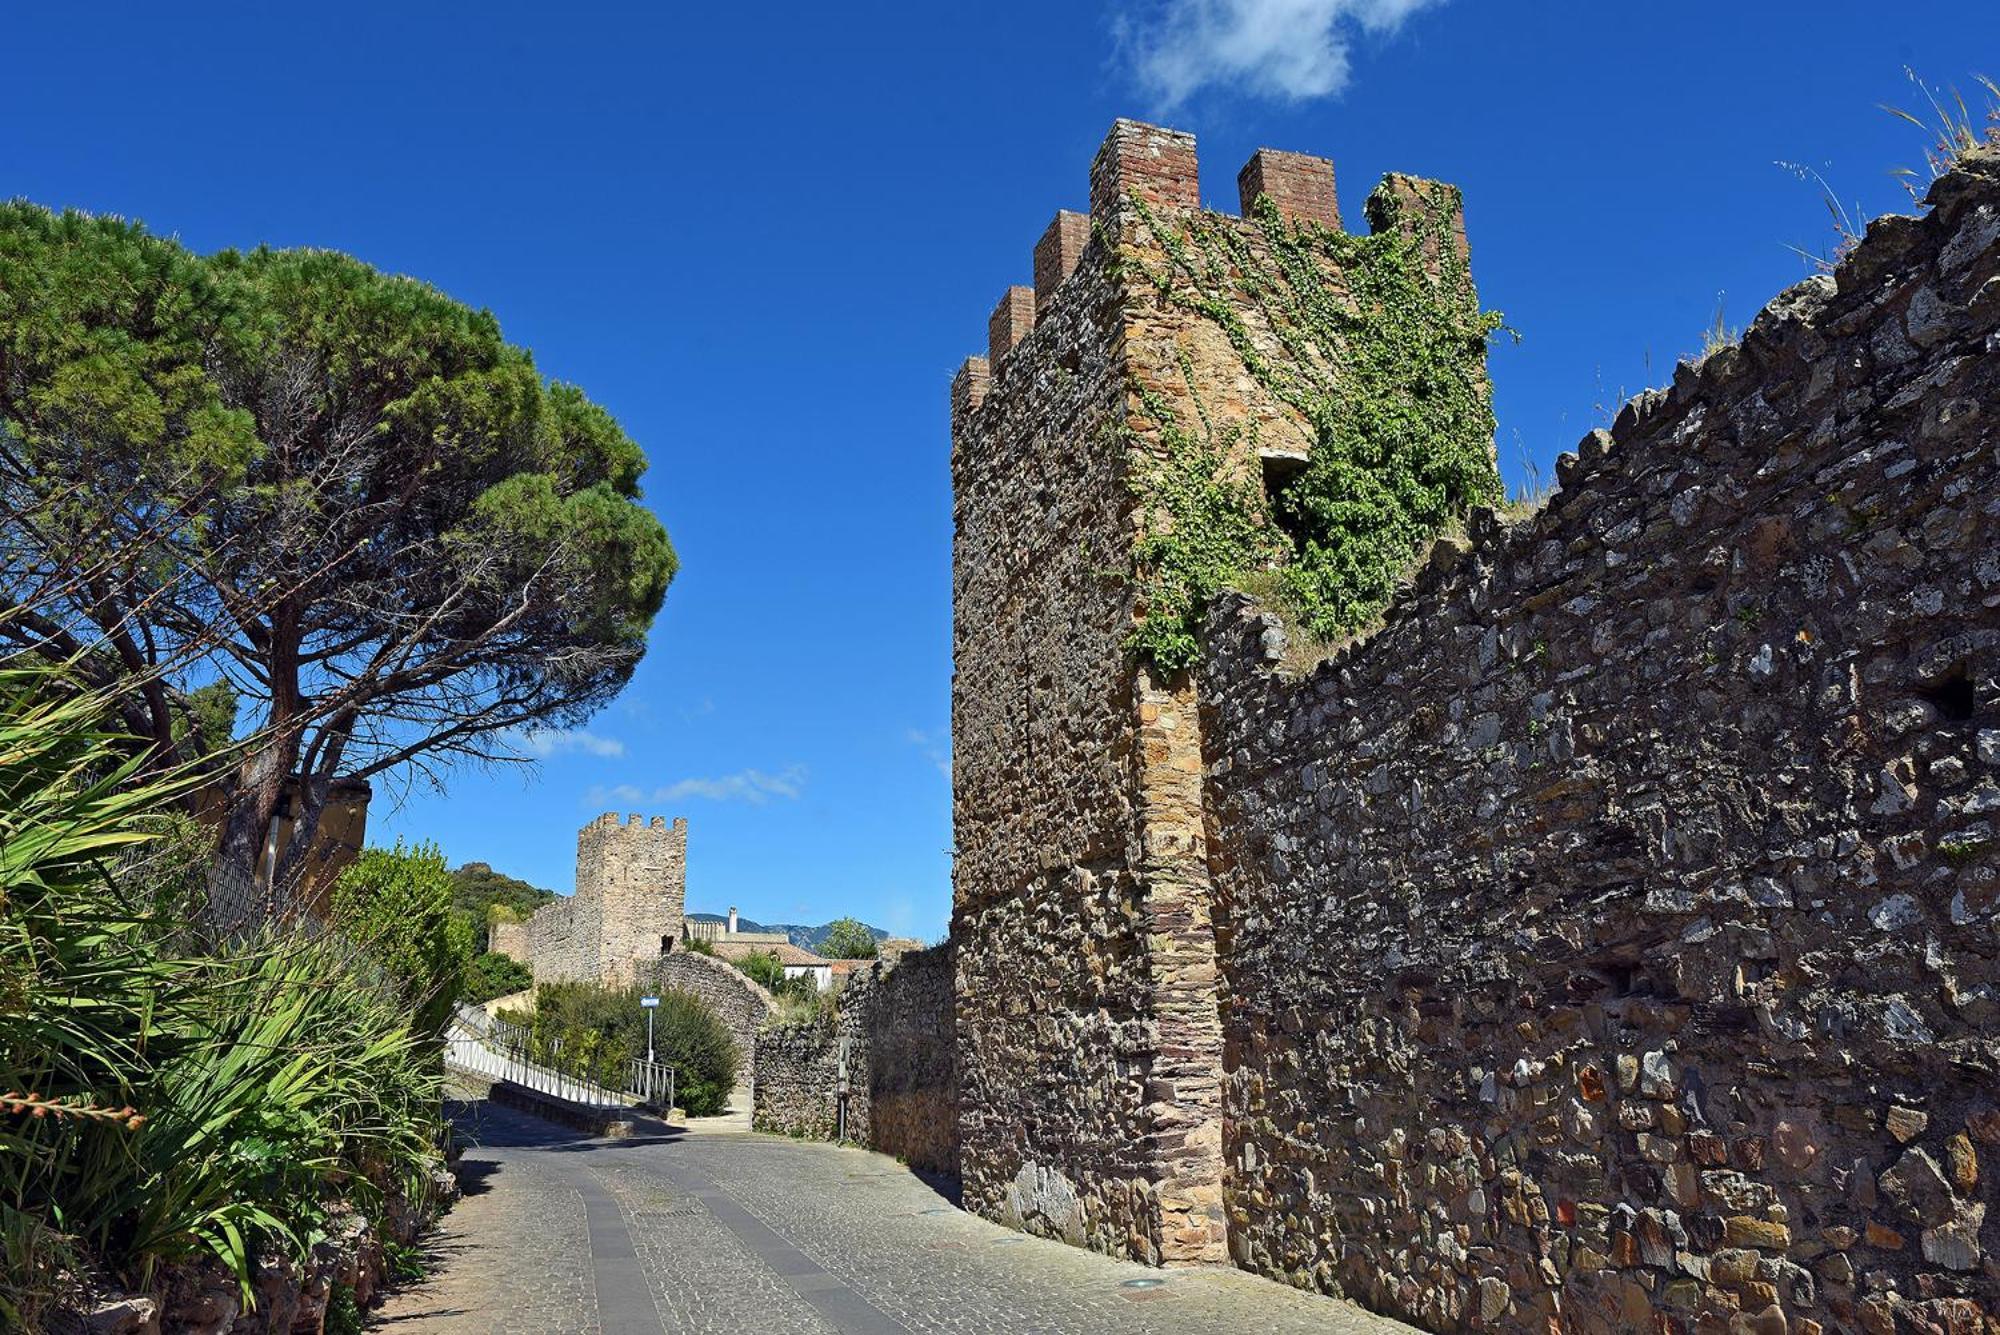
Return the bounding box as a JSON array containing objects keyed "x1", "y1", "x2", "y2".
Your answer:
[
  {"x1": 753, "y1": 1018, "x2": 842, "y2": 1141},
  {"x1": 950, "y1": 119, "x2": 1480, "y2": 1265},
  {"x1": 486, "y1": 916, "x2": 528, "y2": 962},
  {"x1": 751, "y1": 944, "x2": 959, "y2": 1177},
  {"x1": 1196, "y1": 156, "x2": 2000, "y2": 1333},
  {"x1": 854, "y1": 943, "x2": 959, "y2": 1176},
  {"x1": 641, "y1": 948, "x2": 774, "y2": 1071}
]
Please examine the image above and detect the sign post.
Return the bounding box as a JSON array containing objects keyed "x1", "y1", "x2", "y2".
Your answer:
[{"x1": 640, "y1": 995, "x2": 661, "y2": 1105}]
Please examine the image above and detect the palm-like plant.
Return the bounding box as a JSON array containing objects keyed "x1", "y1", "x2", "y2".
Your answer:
[{"x1": 0, "y1": 666, "x2": 450, "y2": 1327}]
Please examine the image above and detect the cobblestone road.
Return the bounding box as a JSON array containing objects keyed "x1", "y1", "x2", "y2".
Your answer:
[{"x1": 372, "y1": 1098, "x2": 1413, "y2": 1335}]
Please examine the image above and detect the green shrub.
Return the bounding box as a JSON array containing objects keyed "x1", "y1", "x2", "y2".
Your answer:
[
  {"x1": 648, "y1": 989, "x2": 737, "y2": 1116},
  {"x1": 329, "y1": 841, "x2": 470, "y2": 1038},
  {"x1": 527, "y1": 982, "x2": 737, "y2": 1116},
  {"x1": 818, "y1": 916, "x2": 878, "y2": 959},
  {"x1": 463, "y1": 950, "x2": 534, "y2": 1004},
  {"x1": 769, "y1": 981, "x2": 837, "y2": 1029},
  {"x1": 324, "y1": 1282, "x2": 362, "y2": 1335},
  {"x1": 0, "y1": 667, "x2": 449, "y2": 1321},
  {"x1": 732, "y1": 949, "x2": 785, "y2": 991}
]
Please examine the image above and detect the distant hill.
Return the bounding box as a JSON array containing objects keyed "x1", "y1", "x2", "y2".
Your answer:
[
  {"x1": 684, "y1": 912, "x2": 888, "y2": 953},
  {"x1": 451, "y1": 862, "x2": 559, "y2": 950}
]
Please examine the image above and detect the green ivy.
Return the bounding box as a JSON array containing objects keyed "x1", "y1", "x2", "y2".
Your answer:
[{"x1": 1123, "y1": 185, "x2": 1503, "y2": 669}]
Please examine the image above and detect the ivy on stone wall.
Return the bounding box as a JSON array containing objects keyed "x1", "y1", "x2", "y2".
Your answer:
[{"x1": 1125, "y1": 186, "x2": 1503, "y2": 670}]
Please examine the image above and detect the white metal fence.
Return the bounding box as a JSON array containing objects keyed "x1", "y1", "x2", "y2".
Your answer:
[{"x1": 447, "y1": 1006, "x2": 675, "y2": 1113}]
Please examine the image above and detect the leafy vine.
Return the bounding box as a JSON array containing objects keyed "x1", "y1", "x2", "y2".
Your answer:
[{"x1": 1123, "y1": 183, "x2": 1503, "y2": 670}]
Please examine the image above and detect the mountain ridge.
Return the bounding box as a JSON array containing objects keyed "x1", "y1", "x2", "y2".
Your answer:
[{"x1": 683, "y1": 911, "x2": 888, "y2": 952}]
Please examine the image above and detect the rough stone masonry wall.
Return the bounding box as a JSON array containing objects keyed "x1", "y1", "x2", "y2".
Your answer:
[
  {"x1": 950, "y1": 162, "x2": 1172, "y2": 1260},
  {"x1": 950, "y1": 118, "x2": 1479, "y2": 1267},
  {"x1": 641, "y1": 948, "x2": 774, "y2": 1073},
  {"x1": 751, "y1": 945, "x2": 960, "y2": 1177},
  {"x1": 580, "y1": 813, "x2": 686, "y2": 988},
  {"x1": 754, "y1": 1018, "x2": 843, "y2": 1141},
  {"x1": 1197, "y1": 152, "x2": 2000, "y2": 1334},
  {"x1": 856, "y1": 943, "x2": 959, "y2": 1176}
]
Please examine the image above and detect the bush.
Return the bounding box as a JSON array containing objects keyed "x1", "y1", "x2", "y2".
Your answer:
[
  {"x1": 527, "y1": 982, "x2": 737, "y2": 1116},
  {"x1": 462, "y1": 950, "x2": 533, "y2": 1004},
  {"x1": 818, "y1": 916, "x2": 878, "y2": 960},
  {"x1": 329, "y1": 841, "x2": 470, "y2": 1038},
  {"x1": 769, "y1": 980, "x2": 837, "y2": 1029},
  {"x1": 0, "y1": 667, "x2": 449, "y2": 1324},
  {"x1": 732, "y1": 949, "x2": 784, "y2": 991}
]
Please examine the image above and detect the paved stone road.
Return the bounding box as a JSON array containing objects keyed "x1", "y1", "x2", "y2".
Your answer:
[{"x1": 372, "y1": 1098, "x2": 1414, "y2": 1335}]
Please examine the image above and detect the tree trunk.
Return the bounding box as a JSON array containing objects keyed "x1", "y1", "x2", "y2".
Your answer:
[{"x1": 215, "y1": 742, "x2": 288, "y2": 900}]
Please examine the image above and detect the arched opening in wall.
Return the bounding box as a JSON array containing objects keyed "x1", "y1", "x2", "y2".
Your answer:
[
  {"x1": 661, "y1": 934, "x2": 677, "y2": 954},
  {"x1": 1918, "y1": 662, "x2": 1978, "y2": 722},
  {"x1": 1259, "y1": 450, "x2": 1311, "y2": 553}
]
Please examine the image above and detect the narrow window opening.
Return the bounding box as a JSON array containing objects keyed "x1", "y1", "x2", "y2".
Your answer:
[{"x1": 1259, "y1": 451, "x2": 1312, "y2": 553}]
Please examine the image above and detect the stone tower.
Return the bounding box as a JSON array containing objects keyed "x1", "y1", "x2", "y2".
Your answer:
[
  {"x1": 489, "y1": 813, "x2": 688, "y2": 987},
  {"x1": 949, "y1": 120, "x2": 1481, "y2": 1265},
  {"x1": 577, "y1": 812, "x2": 687, "y2": 986}
]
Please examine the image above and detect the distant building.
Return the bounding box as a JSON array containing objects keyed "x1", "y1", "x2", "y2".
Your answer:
[{"x1": 692, "y1": 907, "x2": 836, "y2": 991}]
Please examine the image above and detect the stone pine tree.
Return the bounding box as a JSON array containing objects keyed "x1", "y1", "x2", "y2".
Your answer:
[{"x1": 0, "y1": 203, "x2": 677, "y2": 895}]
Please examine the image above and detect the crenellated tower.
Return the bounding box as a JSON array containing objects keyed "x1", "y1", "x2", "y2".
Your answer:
[
  {"x1": 488, "y1": 812, "x2": 689, "y2": 987},
  {"x1": 949, "y1": 119, "x2": 1482, "y2": 1266}
]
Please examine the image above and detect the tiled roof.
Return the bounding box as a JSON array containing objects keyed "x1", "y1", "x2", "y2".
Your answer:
[{"x1": 713, "y1": 940, "x2": 830, "y2": 967}]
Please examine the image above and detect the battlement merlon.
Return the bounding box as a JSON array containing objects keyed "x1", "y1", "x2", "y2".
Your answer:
[
  {"x1": 1237, "y1": 148, "x2": 1338, "y2": 228},
  {"x1": 1033, "y1": 211, "x2": 1090, "y2": 314},
  {"x1": 1089, "y1": 118, "x2": 1199, "y2": 220},
  {"x1": 949, "y1": 118, "x2": 1477, "y2": 424}
]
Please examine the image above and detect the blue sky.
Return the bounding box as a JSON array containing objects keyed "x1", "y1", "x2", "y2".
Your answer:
[{"x1": 6, "y1": 2, "x2": 1997, "y2": 939}]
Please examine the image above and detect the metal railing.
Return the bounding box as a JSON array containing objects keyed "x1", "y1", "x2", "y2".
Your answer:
[{"x1": 448, "y1": 1010, "x2": 674, "y2": 1112}]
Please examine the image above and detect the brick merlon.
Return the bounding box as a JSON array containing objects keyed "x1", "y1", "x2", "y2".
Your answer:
[
  {"x1": 952, "y1": 355, "x2": 991, "y2": 417},
  {"x1": 1365, "y1": 172, "x2": 1473, "y2": 275},
  {"x1": 1033, "y1": 210, "x2": 1090, "y2": 314},
  {"x1": 987, "y1": 286, "x2": 1036, "y2": 368},
  {"x1": 1238, "y1": 149, "x2": 1339, "y2": 228},
  {"x1": 1089, "y1": 118, "x2": 1198, "y2": 219}
]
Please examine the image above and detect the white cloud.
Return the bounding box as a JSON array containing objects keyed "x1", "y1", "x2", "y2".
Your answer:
[
  {"x1": 516, "y1": 727, "x2": 625, "y2": 759},
  {"x1": 589, "y1": 765, "x2": 808, "y2": 808},
  {"x1": 905, "y1": 728, "x2": 951, "y2": 780},
  {"x1": 657, "y1": 766, "x2": 806, "y2": 805},
  {"x1": 1117, "y1": 0, "x2": 1445, "y2": 109}
]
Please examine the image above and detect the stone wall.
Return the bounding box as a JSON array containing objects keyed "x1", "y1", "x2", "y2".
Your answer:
[
  {"x1": 855, "y1": 943, "x2": 959, "y2": 1176},
  {"x1": 1195, "y1": 153, "x2": 2000, "y2": 1333},
  {"x1": 487, "y1": 813, "x2": 687, "y2": 987},
  {"x1": 751, "y1": 945, "x2": 960, "y2": 1177},
  {"x1": 950, "y1": 118, "x2": 1479, "y2": 1265},
  {"x1": 640, "y1": 948, "x2": 774, "y2": 1072},
  {"x1": 753, "y1": 1017, "x2": 842, "y2": 1141}
]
